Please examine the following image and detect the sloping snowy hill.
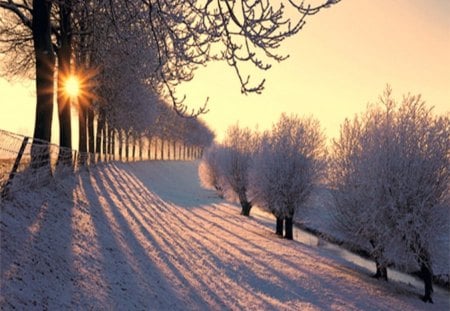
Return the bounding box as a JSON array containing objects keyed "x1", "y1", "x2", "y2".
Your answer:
[{"x1": 1, "y1": 161, "x2": 449, "y2": 310}]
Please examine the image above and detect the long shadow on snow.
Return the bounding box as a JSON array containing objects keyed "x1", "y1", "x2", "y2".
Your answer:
[
  {"x1": 108, "y1": 164, "x2": 254, "y2": 308},
  {"x1": 80, "y1": 165, "x2": 191, "y2": 310},
  {"x1": 118, "y1": 161, "x2": 222, "y2": 208},
  {"x1": 96, "y1": 162, "x2": 433, "y2": 310},
  {"x1": 102, "y1": 182, "x2": 283, "y2": 308},
  {"x1": 103, "y1": 164, "x2": 284, "y2": 308},
  {"x1": 1, "y1": 173, "x2": 77, "y2": 309},
  {"x1": 93, "y1": 165, "x2": 214, "y2": 309},
  {"x1": 108, "y1": 163, "x2": 337, "y2": 308},
  {"x1": 189, "y1": 205, "x2": 430, "y2": 310},
  {"x1": 171, "y1": 206, "x2": 302, "y2": 306},
  {"x1": 186, "y1": 205, "x2": 331, "y2": 304}
]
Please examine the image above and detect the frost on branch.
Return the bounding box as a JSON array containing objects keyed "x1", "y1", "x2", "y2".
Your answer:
[
  {"x1": 329, "y1": 86, "x2": 449, "y2": 303},
  {"x1": 138, "y1": 0, "x2": 340, "y2": 115},
  {"x1": 216, "y1": 124, "x2": 259, "y2": 216},
  {"x1": 199, "y1": 144, "x2": 225, "y2": 197},
  {"x1": 249, "y1": 113, "x2": 326, "y2": 239}
]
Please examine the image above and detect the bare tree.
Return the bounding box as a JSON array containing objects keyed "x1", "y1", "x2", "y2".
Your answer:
[
  {"x1": 0, "y1": 1, "x2": 77, "y2": 166},
  {"x1": 0, "y1": 1, "x2": 54, "y2": 166},
  {"x1": 134, "y1": 0, "x2": 340, "y2": 115}
]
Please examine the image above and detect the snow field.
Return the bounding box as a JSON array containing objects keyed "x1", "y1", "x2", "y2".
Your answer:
[{"x1": 1, "y1": 161, "x2": 449, "y2": 310}]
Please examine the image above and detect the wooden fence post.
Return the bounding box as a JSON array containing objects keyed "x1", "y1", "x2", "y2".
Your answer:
[{"x1": 1, "y1": 136, "x2": 29, "y2": 199}]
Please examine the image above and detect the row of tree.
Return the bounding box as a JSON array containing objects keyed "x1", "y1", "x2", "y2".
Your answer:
[
  {"x1": 200, "y1": 88, "x2": 449, "y2": 303},
  {"x1": 81, "y1": 107, "x2": 214, "y2": 164},
  {"x1": 200, "y1": 113, "x2": 326, "y2": 239},
  {"x1": 0, "y1": 0, "x2": 339, "y2": 168}
]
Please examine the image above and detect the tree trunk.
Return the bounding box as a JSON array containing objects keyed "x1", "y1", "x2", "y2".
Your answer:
[
  {"x1": 276, "y1": 216, "x2": 284, "y2": 236},
  {"x1": 132, "y1": 137, "x2": 136, "y2": 161},
  {"x1": 370, "y1": 240, "x2": 388, "y2": 281},
  {"x1": 78, "y1": 102, "x2": 87, "y2": 166},
  {"x1": 161, "y1": 139, "x2": 164, "y2": 160},
  {"x1": 373, "y1": 261, "x2": 388, "y2": 281},
  {"x1": 87, "y1": 106, "x2": 95, "y2": 162},
  {"x1": 108, "y1": 126, "x2": 113, "y2": 161},
  {"x1": 102, "y1": 122, "x2": 107, "y2": 161},
  {"x1": 167, "y1": 140, "x2": 171, "y2": 160},
  {"x1": 285, "y1": 217, "x2": 293, "y2": 240},
  {"x1": 110, "y1": 130, "x2": 114, "y2": 160},
  {"x1": 240, "y1": 200, "x2": 252, "y2": 216},
  {"x1": 118, "y1": 130, "x2": 123, "y2": 161},
  {"x1": 31, "y1": 0, "x2": 55, "y2": 169},
  {"x1": 95, "y1": 109, "x2": 104, "y2": 161},
  {"x1": 173, "y1": 141, "x2": 176, "y2": 160},
  {"x1": 421, "y1": 262, "x2": 433, "y2": 303},
  {"x1": 125, "y1": 133, "x2": 130, "y2": 161},
  {"x1": 147, "y1": 136, "x2": 152, "y2": 160},
  {"x1": 56, "y1": 0, "x2": 72, "y2": 167}
]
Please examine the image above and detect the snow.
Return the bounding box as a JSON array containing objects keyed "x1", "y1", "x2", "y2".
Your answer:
[
  {"x1": 1, "y1": 160, "x2": 449, "y2": 310},
  {"x1": 297, "y1": 187, "x2": 450, "y2": 282}
]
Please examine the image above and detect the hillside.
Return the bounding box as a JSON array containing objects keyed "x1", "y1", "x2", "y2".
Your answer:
[{"x1": 1, "y1": 161, "x2": 449, "y2": 310}]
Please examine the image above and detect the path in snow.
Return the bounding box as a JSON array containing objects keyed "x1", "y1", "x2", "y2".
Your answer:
[{"x1": 1, "y1": 161, "x2": 449, "y2": 310}]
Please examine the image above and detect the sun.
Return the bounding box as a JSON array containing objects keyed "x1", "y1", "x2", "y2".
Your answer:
[{"x1": 64, "y1": 75, "x2": 80, "y2": 98}]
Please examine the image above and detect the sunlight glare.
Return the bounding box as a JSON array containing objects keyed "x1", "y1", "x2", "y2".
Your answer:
[{"x1": 65, "y1": 76, "x2": 80, "y2": 98}]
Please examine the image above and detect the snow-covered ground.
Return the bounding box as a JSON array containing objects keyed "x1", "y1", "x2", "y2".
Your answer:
[{"x1": 1, "y1": 161, "x2": 449, "y2": 310}]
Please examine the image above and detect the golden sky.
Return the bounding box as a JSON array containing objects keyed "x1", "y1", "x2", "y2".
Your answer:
[
  {"x1": 178, "y1": 0, "x2": 450, "y2": 141},
  {"x1": 1, "y1": 0, "x2": 449, "y2": 143}
]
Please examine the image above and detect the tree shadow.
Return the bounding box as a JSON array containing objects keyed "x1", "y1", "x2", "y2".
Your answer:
[
  {"x1": 78, "y1": 167, "x2": 195, "y2": 309},
  {"x1": 3, "y1": 161, "x2": 444, "y2": 310},
  {"x1": 116, "y1": 161, "x2": 222, "y2": 208},
  {"x1": 1, "y1": 174, "x2": 77, "y2": 309}
]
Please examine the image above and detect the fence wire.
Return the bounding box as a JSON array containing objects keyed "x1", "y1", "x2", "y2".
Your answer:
[
  {"x1": 0, "y1": 129, "x2": 95, "y2": 200},
  {"x1": 0, "y1": 129, "x2": 202, "y2": 201}
]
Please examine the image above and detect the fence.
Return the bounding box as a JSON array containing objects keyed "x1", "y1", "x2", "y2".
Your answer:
[
  {"x1": 0, "y1": 129, "x2": 83, "y2": 200},
  {"x1": 0, "y1": 129, "x2": 203, "y2": 201}
]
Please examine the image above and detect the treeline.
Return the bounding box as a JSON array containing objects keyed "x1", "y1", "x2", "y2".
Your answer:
[
  {"x1": 200, "y1": 87, "x2": 449, "y2": 303},
  {"x1": 0, "y1": 1, "x2": 215, "y2": 168},
  {"x1": 0, "y1": 0, "x2": 339, "y2": 169},
  {"x1": 82, "y1": 103, "x2": 214, "y2": 163}
]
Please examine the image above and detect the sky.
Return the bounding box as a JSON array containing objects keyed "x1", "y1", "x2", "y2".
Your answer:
[
  {"x1": 177, "y1": 0, "x2": 450, "y2": 141},
  {"x1": 1, "y1": 0, "x2": 449, "y2": 143}
]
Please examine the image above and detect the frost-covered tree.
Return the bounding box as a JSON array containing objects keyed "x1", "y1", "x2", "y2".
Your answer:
[
  {"x1": 329, "y1": 87, "x2": 449, "y2": 303},
  {"x1": 184, "y1": 118, "x2": 215, "y2": 159},
  {"x1": 250, "y1": 114, "x2": 326, "y2": 239},
  {"x1": 328, "y1": 114, "x2": 390, "y2": 279},
  {"x1": 199, "y1": 144, "x2": 226, "y2": 197},
  {"x1": 219, "y1": 125, "x2": 258, "y2": 216}
]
